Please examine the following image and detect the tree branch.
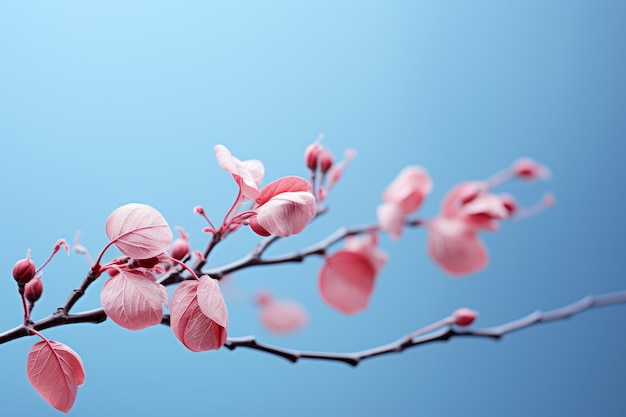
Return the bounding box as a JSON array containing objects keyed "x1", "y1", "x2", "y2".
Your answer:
[{"x1": 220, "y1": 290, "x2": 626, "y2": 366}]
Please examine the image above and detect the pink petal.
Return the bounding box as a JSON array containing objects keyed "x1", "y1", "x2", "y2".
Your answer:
[
  {"x1": 256, "y1": 191, "x2": 317, "y2": 237},
  {"x1": 427, "y1": 217, "x2": 488, "y2": 276},
  {"x1": 27, "y1": 340, "x2": 85, "y2": 413},
  {"x1": 256, "y1": 176, "x2": 312, "y2": 206},
  {"x1": 105, "y1": 203, "x2": 173, "y2": 259},
  {"x1": 382, "y1": 166, "x2": 432, "y2": 214},
  {"x1": 101, "y1": 270, "x2": 168, "y2": 331},
  {"x1": 259, "y1": 299, "x2": 308, "y2": 334},
  {"x1": 376, "y1": 201, "x2": 406, "y2": 240},
  {"x1": 214, "y1": 145, "x2": 261, "y2": 200},
  {"x1": 318, "y1": 250, "x2": 377, "y2": 314},
  {"x1": 170, "y1": 280, "x2": 227, "y2": 352}
]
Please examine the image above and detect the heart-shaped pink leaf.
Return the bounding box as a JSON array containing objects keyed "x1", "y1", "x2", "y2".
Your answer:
[
  {"x1": 318, "y1": 250, "x2": 377, "y2": 314},
  {"x1": 27, "y1": 340, "x2": 85, "y2": 414},
  {"x1": 101, "y1": 269, "x2": 168, "y2": 330},
  {"x1": 105, "y1": 203, "x2": 173, "y2": 259},
  {"x1": 255, "y1": 191, "x2": 317, "y2": 237},
  {"x1": 197, "y1": 276, "x2": 229, "y2": 328},
  {"x1": 170, "y1": 280, "x2": 228, "y2": 352}
]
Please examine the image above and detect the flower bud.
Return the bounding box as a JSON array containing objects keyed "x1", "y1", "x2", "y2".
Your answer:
[
  {"x1": 170, "y1": 227, "x2": 190, "y2": 260},
  {"x1": 318, "y1": 148, "x2": 334, "y2": 174},
  {"x1": 171, "y1": 238, "x2": 190, "y2": 260},
  {"x1": 453, "y1": 308, "x2": 478, "y2": 327},
  {"x1": 13, "y1": 250, "x2": 36, "y2": 285},
  {"x1": 25, "y1": 276, "x2": 43, "y2": 303},
  {"x1": 304, "y1": 143, "x2": 320, "y2": 171}
]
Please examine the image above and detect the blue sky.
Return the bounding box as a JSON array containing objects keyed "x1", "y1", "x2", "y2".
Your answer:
[{"x1": 1, "y1": 1, "x2": 625, "y2": 416}]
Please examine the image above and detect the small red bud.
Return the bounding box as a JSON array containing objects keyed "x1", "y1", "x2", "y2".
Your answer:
[
  {"x1": 453, "y1": 308, "x2": 478, "y2": 327},
  {"x1": 25, "y1": 276, "x2": 43, "y2": 303},
  {"x1": 171, "y1": 237, "x2": 190, "y2": 260},
  {"x1": 304, "y1": 144, "x2": 320, "y2": 171},
  {"x1": 13, "y1": 250, "x2": 36, "y2": 285},
  {"x1": 318, "y1": 148, "x2": 334, "y2": 174},
  {"x1": 171, "y1": 227, "x2": 190, "y2": 260}
]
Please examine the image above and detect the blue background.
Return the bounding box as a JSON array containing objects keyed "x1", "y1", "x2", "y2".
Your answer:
[{"x1": 1, "y1": 1, "x2": 625, "y2": 416}]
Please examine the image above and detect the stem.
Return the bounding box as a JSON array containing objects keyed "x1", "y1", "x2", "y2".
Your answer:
[{"x1": 19, "y1": 286, "x2": 30, "y2": 323}]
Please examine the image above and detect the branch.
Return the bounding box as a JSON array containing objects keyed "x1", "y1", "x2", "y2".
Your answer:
[
  {"x1": 219, "y1": 290, "x2": 626, "y2": 366},
  {"x1": 204, "y1": 220, "x2": 422, "y2": 278}
]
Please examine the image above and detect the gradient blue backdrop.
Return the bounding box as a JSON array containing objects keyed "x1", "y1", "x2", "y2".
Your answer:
[{"x1": 1, "y1": 1, "x2": 624, "y2": 416}]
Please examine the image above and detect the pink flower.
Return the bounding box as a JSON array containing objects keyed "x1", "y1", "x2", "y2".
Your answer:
[
  {"x1": 248, "y1": 176, "x2": 317, "y2": 237},
  {"x1": 377, "y1": 166, "x2": 432, "y2": 239}
]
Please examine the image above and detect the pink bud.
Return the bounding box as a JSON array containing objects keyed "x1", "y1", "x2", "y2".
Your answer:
[
  {"x1": 512, "y1": 158, "x2": 551, "y2": 181},
  {"x1": 318, "y1": 148, "x2": 334, "y2": 174},
  {"x1": 255, "y1": 290, "x2": 273, "y2": 307},
  {"x1": 304, "y1": 143, "x2": 320, "y2": 171},
  {"x1": 170, "y1": 227, "x2": 190, "y2": 260},
  {"x1": 25, "y1": 276, "x2": 44, "y2": 303},
  {"x1": 13, "y1": 250, "x2": 36, "y2": 285},
  {"x1": 453, "y1": 308, "x2": 478, "y2": 327},
  {"x1": 499, "y1": 193, "x2": 517, "y2": 214}
]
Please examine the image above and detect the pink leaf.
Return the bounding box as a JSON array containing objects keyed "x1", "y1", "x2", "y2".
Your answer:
[
  {"x1": 427, "y1": 217, "x2": 488, "y2": 276},
  {"x1": 170, "y1": 280, "x2": 228, "y2": 352},
  {"x1": 255, "y1": 191, "x2": 317, "y2": 237},
  {"x1": 318, "y1": 250, "x2": 377, "y2": 314},
  {"x1": 27, "y1": 340, "x2": 85, "y2": 413},
  {"x1": 101, "y1": 269, "x2": 168, "y2": 330},
  {"x1": 197, "y1": 275, "x2": 229, "y2": 329},
  {"x1": 259, "y1": 298, "x2": 308, "y2": 334},
  {"x1": 105, "y1": 203, "x2": 173, "y2": 259},
  {"x1": 214, "y1": 144, "x2": 262, "y2": 200},
  {"x1": 345, "y1": 233, "x2": 388, "y2": 273},
  {"x1": 376, "y1": 201, "x2": 406, "y2": 240}
]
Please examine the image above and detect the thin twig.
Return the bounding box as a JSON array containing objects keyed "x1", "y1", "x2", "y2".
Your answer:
[{"x1": 220, "y1": 290, "x2": 626, "y2": 366}]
